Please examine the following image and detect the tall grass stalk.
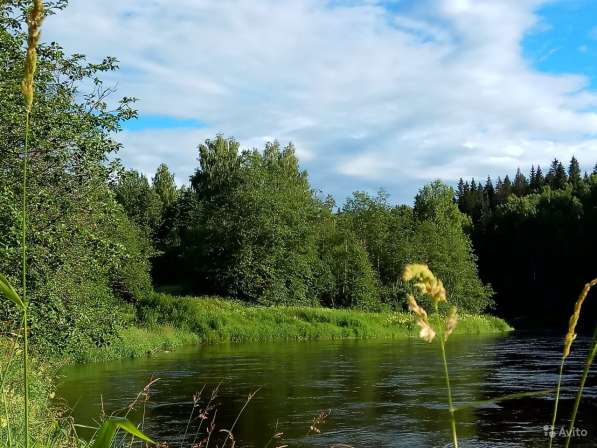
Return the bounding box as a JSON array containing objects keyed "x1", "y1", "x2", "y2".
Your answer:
[
  {"x1": 221, "y1": 388, "x2": 260, "y2": 448},
  {"x1": 548, "y1": 357, "x2": 565, "y2": 448},
  {"x1": 21, "y1": 109, "x2": 31, "y2": 448},
  {"x1": 435, "y1": 303, "x2": 458, "y2": 448},
  {"x1": 564, "y1": 325, "x2": 597, "y2": 448},
  {"x1": 548, "y1": 278, "x2": 596, "y2": 448},
  {"x1": 403, "y1": 264, "x2": 459, "y2": 447},
  {"x1": 19, "y1": 0, "x2": 45, "y2": 445}
]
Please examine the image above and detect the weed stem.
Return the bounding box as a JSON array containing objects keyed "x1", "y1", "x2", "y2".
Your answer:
[{"x1": 436, "y1": 303, "x2": 458, "y2": 448}]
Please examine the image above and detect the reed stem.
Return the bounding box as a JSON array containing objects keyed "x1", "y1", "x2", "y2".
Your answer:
[
  {"x1": 564, "y1": 325, "x2": 597, "y2": 448},
  {"x1": 435, "y1": 303, "x2": 458, "y2": 448},
  {"x1": 548, "y1": 356, "x2": 565, "y2": 448},
  {"x1": 21, "y1": 110, "x2": 31, "y2": 448}
]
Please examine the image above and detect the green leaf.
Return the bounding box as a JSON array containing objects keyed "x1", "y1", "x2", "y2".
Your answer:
[
  {"x1": 0, "y1": 273, "x2": 25, "y2": 311},
  {"x1": 90, "y1": 417, "x2": 155, "y2": 448}
]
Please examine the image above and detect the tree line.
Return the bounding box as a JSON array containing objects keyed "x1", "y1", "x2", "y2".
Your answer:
[
  {"x1": 113, "y1": 136, "x2": 492, "y2": 314},
  {"x1": 456, "y1": 157, "x2": 597, "y2": 328}
]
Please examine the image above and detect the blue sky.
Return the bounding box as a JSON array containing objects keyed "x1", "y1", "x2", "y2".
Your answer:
[
  {"x1": 45, "y1": 0, "x2": 597, "y2": 204},
  {"x1": 524, "y1": 0, "x2": 597, "y2": 89}
]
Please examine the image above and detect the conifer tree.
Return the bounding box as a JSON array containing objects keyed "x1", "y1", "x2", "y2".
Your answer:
[
  {"x1": 496, "y1": 175, "x2": 513, "y2": 203},
  {"x1": 534, "y1": 165, "x2": 545, "y2": 190},
  {"x1": 483, "y1": 176, "x2": 496, "y2": 211},
  {"x1": 457, "y1": 178, "x2": 465, "y2": 209},
  {"x1": 546, "y1": 159, "x2": 568, "y2": 190},
  {"x1": 513, "y1": 168, "x2": 528, "y2": 196},
  {"x1": 529, "y1": 165, "x2": 536, "y2": 190},
  {"x1": 568, "y1": 156, "x2": 582, "y2": 187}
]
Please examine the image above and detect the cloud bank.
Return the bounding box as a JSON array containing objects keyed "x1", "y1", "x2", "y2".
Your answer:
[{"x1": 44, "y1": 0, "x2": 597, "y2": 203}]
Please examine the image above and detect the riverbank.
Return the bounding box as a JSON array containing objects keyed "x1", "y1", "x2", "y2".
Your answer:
[
  {"x1": 72, "y1": 294, "x2": 511, "y2": 363},
  {"x1": 133, "y1": 293, "x2": 512, "y2": 348}
]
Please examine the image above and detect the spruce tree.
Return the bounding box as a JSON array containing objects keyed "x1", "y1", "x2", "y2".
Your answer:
[
  {"x1": 546, "y1": 159, "x2": 568, "y2": 189},
  {"x1": 529, "y1": 165, "x2": 536, "y2": 190},
  {"x1": 495, "y1": 175, "x2": 512, "y2": 203},
  {"x1": 513, "y1": 168, "x2": 528, "y2": 196},
  {"x1": 457, "y1": 178, "x2": 465, "y2": 209},
  {"x1": 535, "y1": 165, "x2": 545, "y2": 190},
  {"x1": 568, "y1": 156, "x2": 582, "y2": 187},
  {"x1": 483, "y1": 176, "x2": 496, "y2": 211}
]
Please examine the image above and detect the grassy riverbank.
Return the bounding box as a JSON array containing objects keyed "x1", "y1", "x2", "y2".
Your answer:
[
  {"x1": 72, "y1": 294, "x2": 511, "y2": 363},
  {"x1": 135, "y1": 293, "x2": 512, "y2": 344}
]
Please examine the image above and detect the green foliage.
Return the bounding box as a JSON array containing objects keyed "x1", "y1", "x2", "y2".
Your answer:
[
  {"x1": 334, "y1": 184, "x2": 492, "y2": 313},
  {"x1": 151, "y1": 163, "x2": 177, "y2": 209},
  {"x1": 411, "y1": 182, "x2": 493, "y2": 313},
  {"x1": 156, "y1": 145, "x2": 493, "y2": 314},
  {"x1": 90, "y1": 417, "x2": 154, "y2": 448},
  {"x1": 1, "y1": 338, "x2": 78, "y2": 448},
  {"x1": 318, "y1": 214, "x2": 381, "y2": 310},
  {"x1": 0, "y1": 1, "x2": 152, "y2": 357},
  {"x1": 0, "y1": 273, "x2": 24, "y2": 311},
  {"x1": 112, "y1": 170, "x2": 163, "y2": 239},
  {"x1": 137, "y1": 293, "x2": 510, "y2": 343},
  {"x1": 181, "y1": 137, "x2": 326, "y2": 306},
  {"x1": 74, "y1": 326, "x2": 198, "y2": 364}
]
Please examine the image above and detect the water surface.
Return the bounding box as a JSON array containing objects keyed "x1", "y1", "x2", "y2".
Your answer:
[{"x1": 57, "y1": 333, "x2": 597, "y2": 447}]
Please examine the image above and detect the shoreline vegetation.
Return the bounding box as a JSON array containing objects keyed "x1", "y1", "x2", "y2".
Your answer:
[{"x1": 82, "y1": 293, "x2": 513, "y2": 364}]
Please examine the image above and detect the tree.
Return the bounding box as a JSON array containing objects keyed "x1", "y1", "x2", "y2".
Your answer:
[
  {"x1": 568, "y1": 156, "x2": 582, "y2": 187},
  {"x1": 412, "y1": 181, "x2": 492, "y2": 313},
  {"x1": 185, "y1": 138, "x2": 326, "y2": 306},
  {"x1": 483, "y1": 176, "x2": 496, "y2": 210},
  {"x1": 496, "y1": 175, "x2": 513, "y2": 203},
  {"x1": 530, "y1": 165, "x2": 545, "y2": 192},
  {"x1": 513, "y1": 168, "x2": 528, "y2": 196},
  {"x1": 113, "y1": 170, "x2": 163, "y2": 238},
  {"x1": 152, "y1": 163, "x2": 178, "y2": 209},
  {"x1": 342, "y1": 190, "x2": 392, "y2": 278},
  {"x1": 318, "y1": 214, "x2": 380, "y2": 310},
  {"x1": 546, "y1": 159, "x2": 568, "y2": 190},
  {"x1": 0, "y1": 1, "x2": 151, "y2": 356}
]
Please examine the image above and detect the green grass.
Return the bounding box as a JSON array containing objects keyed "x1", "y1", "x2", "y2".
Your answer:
[
  {"x1": 69, "y1": 326, "x2": 199, "y2": 364},
  {"x1": 137, "y1": 293, "x2": 512, "y2": 344},
  {"x1": 0, "y1": 339, "x2": 79, "y2": 447}
]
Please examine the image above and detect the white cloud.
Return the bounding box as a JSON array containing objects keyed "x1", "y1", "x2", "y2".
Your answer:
[{"x1": 43, "y1": 0, "x2": 597, "y2": 203}]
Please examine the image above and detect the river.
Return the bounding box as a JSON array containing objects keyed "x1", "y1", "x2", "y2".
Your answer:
[{"x1": 57, "y1": 333, "x2": 596, "y2": 447}]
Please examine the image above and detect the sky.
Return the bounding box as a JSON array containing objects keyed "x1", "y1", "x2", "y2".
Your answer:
[{"x1": 43, "y1": 0, "x2": 597, "y2": 204}]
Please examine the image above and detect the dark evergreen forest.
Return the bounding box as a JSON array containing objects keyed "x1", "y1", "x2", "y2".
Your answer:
[{"x1": 456, "y1": 157, "x2": 597, "y2": 329}]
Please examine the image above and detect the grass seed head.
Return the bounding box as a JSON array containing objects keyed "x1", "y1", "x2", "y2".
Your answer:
[
  {"x1": 407, "y1": 294, "x2": 436, "y2": 343},
  {"x1": 444, "y1": 306, "x2": 458, "y2": 342},
  {"x1": 21, "y1": 0, "x2": 45, "y2": 112},
  {"x1": 403, "y1": 263, "x2": 447, "y2": 305},
  {"x1": 563, "y1": 278, "x2": 597, "y2": 358}
]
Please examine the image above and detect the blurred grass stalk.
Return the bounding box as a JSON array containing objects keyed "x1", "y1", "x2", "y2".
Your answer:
[
  {"x1": 549, "y1": 278, "x2": 596, "y2": 448},
  {"x1": 402, "y1": 264, "x2": 459, "y2": 447}
]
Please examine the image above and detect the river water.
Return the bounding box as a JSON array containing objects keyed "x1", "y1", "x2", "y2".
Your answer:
[{"x1": 57, "y1": 333, "x2": 597, "y2": 447}]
